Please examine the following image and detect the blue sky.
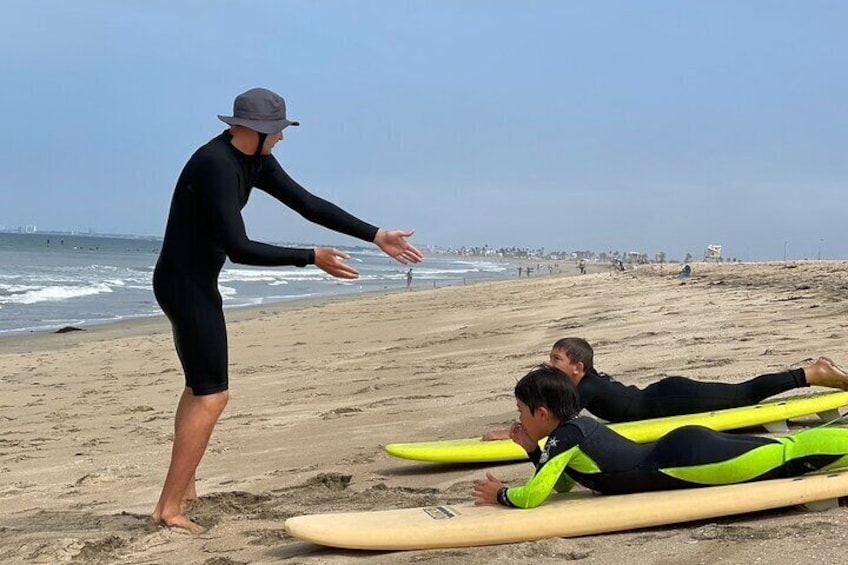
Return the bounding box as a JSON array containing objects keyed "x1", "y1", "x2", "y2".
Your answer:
[{"x1": 1, "y1": 1, "x2": 845, "y2": 261}]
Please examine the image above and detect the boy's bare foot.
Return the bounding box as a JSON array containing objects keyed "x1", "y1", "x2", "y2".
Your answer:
[
  {"x1": 151, "y1": 513, "x2": 206, "y2": 535},
  {"x1": 481, "y1": 428, "x2": 511, "y2": 441},
  {"x1": 805, "y1": 357, "x2": 848, "y2": 390}
]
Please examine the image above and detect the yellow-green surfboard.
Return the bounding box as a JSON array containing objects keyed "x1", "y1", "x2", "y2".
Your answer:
[{"x1": 385, "y1": 392, "x2": 848, "y2": 464}]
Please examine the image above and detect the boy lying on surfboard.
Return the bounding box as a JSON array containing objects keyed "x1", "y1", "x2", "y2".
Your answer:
[
  {"x1": 473, "y1": 364, "x2": 848, "y2": 508},
  {"x1": 482, "y1": 337, "x2": 848, "y2": 439}
]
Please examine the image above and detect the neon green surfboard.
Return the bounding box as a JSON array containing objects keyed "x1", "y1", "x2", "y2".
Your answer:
[{"x1": 385, "y1": 392, "x2": 848, "y2": 464}]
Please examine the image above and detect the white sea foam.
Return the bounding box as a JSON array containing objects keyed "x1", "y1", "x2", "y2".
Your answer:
[
  {"x1": 218, "y1": 285, "x2": 238, "y2": 300},
  {"x1": 223, "y1": 296, "x2": 265, "y2": 309},
  {"x1": 219, "y1": 267, "x2": 331, "y2": 284},
  {"x1": 0, "y1": 283, "x2": 114, "y2": 305},
  {"x1": 0, "y1": 283, "x2": 38, "y2": 293},
  {"x1": 453, "y1": 260, "x2": 509, "y2": 272},
  {"x1": 263, "y1": 293, "x2": 315, "y2": 301}
]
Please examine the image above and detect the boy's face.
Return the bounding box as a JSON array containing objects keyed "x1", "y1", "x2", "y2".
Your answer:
[
  {"x1": 517, "y1": 400, "x2": 550, "y2": 441},
  {"x1": 548, "y1": 349, "x2": 583, "y2": 379}
]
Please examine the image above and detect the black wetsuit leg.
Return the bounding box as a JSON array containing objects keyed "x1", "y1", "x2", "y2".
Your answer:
[
  {"x1": 570, "y1": 425, "x2": 784, "y2": 494},
  {"x1": 627, "y1": 369, "x2": 807, "y2": 419},
  {"x1": 153, "y1": 269, "x2": 228, "y2": 396},
  {"x1": 621, "y1": 426, "x2": 782, "y2": 493},
  {"x1": 646, "y1": 426, "x2": 778, "y2": 467}
]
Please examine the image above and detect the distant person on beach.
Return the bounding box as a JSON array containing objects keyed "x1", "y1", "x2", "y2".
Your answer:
[
  {"x1": 152, "y1": 87, "x2": 423, "y2": 533},
  {"x1": 578, "y1": 259, "x2": 586, "y2": 275},
  {"x1": 406, "y1": 268, "x2": 413, "y2": 290},
  {"x1": 482, "y1": 337, "x2": 848, "y2": 440},
  {"x1": 473, "y1": 365, "x2": 848, "y2": 507},
  {"x1": 679, "y1": 264, "x2": 692, "y2": 279}
]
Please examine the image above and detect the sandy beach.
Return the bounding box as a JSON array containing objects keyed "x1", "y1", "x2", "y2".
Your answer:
[{"x1": 3, "y1": 261, "x2": 848, "y2": 564}]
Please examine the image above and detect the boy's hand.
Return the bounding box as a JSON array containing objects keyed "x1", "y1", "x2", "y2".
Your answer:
[
  {"x1": 481, "y1": 428, "x2": 511, "y2": 441},
  {"x1": 509, "y1": 422, "x2": 538, "y2": 453},
  {"x1": 472, "y1": 472, "x2": 505, "y2": 505}
]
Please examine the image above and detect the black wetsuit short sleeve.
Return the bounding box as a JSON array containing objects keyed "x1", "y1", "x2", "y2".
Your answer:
[
  {"x1": 256, "y1": 156, "x2": 380, "y2": 243},
  {"x1": 196, "y1": 153, "x2": 315, "y2": 267}
]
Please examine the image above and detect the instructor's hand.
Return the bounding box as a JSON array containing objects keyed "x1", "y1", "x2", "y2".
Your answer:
[
  {"x1": 374, "y1": 228, "x2": 424, "y2": 265},
  {"x1": 314, "y1": 248, "x2": 359, "y2": 280}
]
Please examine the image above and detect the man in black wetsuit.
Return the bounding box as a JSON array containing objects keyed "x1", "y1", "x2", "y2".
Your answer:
[
  {"x1": 151, "y1": 87, "x2": 423, "y2": 533},
  {"x1": 483, "y1": 337, "x2": 848, "y2": 440}
]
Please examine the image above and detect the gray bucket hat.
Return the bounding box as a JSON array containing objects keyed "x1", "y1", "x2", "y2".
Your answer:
[{"x1": 218, "y1": 87, "x2": 300, "y2": 134}]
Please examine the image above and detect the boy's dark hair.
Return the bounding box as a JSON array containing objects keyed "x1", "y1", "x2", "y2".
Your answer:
[
  {"x1": 551, "y1": 337, "x2": 594, "y2": 373},
  {"x1": 514, "y1": 365, "x2": 580, "y2": 421}
]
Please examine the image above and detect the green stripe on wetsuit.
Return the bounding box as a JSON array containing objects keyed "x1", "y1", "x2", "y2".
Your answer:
[{"x1": 663, "y1": 427, "x2": 848, "y2": 484}]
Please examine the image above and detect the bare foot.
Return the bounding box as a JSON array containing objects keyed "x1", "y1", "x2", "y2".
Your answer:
[
  {"x1": 805, "y1": 357, "x2": 848, "y2": 390},
  {"x1": 482, "y1": 428, "x2": 511, "y2": 441},
  {"x1": 151, "y1": 512, "x2": 206, "y2": 535}
]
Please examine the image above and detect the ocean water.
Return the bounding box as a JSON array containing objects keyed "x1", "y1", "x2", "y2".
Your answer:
[{"x1": 0, "y1": 233, "x2": 514, "y2": 336}]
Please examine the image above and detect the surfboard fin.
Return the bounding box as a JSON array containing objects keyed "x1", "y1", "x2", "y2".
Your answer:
[
  {"x1": 800, "y1": 497, "x2": 839, "y2": 512},
  {"x1": 817, "y1": 409, "x2": 842, "y2": 423},
  {"x1": 762, "y1": 420, "x2": 789, "y2": 433}
]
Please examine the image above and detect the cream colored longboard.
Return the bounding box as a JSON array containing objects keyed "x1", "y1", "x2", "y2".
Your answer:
[
  {"x1": 285, "y1": 470, "x2": 848, "y2": 550},
  {"x1": 386, "y1": 392, "x2": 848, "y2": 463}
]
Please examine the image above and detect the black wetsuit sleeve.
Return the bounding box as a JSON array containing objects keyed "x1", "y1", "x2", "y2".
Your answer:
[
  {"x1": 200, "y1": 156, "x2": 315, "y2": 267},
  {"x1": 256, "y1": 156, "x2": 380, "y2": 243}
]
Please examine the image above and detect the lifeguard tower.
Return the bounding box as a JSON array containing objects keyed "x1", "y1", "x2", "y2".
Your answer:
[{"x1": 704, "y1": 244, "x2": 722, "y2": 262}]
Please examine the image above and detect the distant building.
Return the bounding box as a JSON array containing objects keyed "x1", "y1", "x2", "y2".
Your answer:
[{"x1": 705, "y1": 244, "x2": 722, "y2": 261}]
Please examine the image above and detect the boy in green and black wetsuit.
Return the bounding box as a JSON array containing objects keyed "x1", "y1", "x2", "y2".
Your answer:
[{"x1": 473, "y1": 365, "x2": 848, "y2": 508}]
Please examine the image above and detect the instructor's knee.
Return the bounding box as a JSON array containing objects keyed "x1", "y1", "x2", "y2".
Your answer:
[
  {"x1": 201, "y1": 390, "x2": 229, "y2": 413},
  {"x1": 216, "y1": 390, "x2": 230, "y2": 411}
]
